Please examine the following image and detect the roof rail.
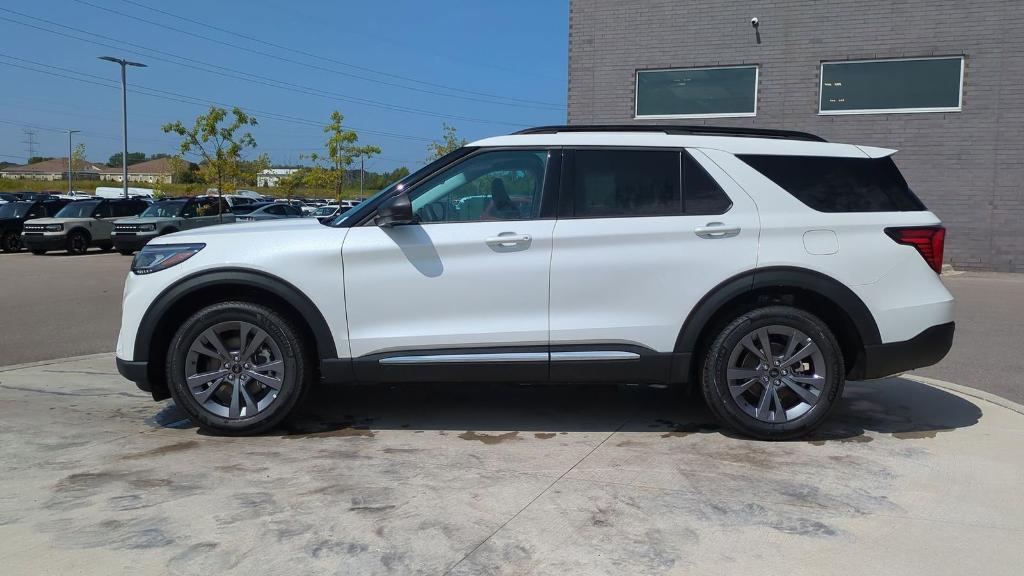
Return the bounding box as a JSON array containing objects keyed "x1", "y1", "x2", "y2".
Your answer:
[{"x1": 513, "y1": 124, "x2": 827, "y2": 142}]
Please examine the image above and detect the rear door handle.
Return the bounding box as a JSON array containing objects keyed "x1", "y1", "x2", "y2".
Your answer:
[
  {"x1": 694, "y1": 222, "x2": 741, "y2": 239},
  {"x1": 486, "y1": 233, "x2": 531, "y2": 247}
]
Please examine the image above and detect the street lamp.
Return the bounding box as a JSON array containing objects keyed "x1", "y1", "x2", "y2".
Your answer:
[
  {"x1": 67, "y1": 130, "x2": 80, "y2": 197},
  {"x1": 98, "y1": 56, "x2": 146, "y2": 199}
]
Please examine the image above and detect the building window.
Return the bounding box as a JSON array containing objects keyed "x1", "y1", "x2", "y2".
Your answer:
[
  {"x1": 819, "y1": 57, "x2": 964, "y2": 115},
  {"x1": 635, "y1": 66, "x2": 758, "y2": 119}
]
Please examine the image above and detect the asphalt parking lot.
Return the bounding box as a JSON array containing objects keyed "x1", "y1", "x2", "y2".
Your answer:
[
  {"x1": 1, "y1": 354, "x2": 1022, "y2": 575},
  {"x1": 2, "y1": 250, "x2": 1022, "y2": 404}
]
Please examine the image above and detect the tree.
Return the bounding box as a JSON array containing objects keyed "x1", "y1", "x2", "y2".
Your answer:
[
  {"x1": 162, "y1": 106, "x2": 259, "y2": 220},
  {"x1": 276, "y1": 168, "x2": 306, "y2": 201},
  {"x1": 27, "y1": 156, "x2": 54, "y2": 165},
  {"x1": 70, "y1": 143, "x2": 89, "y2": 172},
  {"x1": 305, "y1": 110, "x2": 381, "y2": 201},
  {"x1": 108, "y1": 152, "x2": 147, "y2": 167},
  {"x1": 426, "y1": 123, "x2": 467, "y2": 161}
]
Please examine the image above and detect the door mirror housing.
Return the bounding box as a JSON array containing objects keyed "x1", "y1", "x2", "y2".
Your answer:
[{"x1": 375, "y1": 192, "x2": 415, "y2": 227}]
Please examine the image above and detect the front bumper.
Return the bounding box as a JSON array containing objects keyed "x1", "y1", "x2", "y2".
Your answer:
[
  {"x1": 20, "y1": 233, "x2": 66, "y2": 251},
  {"x1": 112, "y1": 233, "x2": 156, "y2": 251},
  {"x1": 856, "y1": 321, "x2": 955, "y2": 380}
]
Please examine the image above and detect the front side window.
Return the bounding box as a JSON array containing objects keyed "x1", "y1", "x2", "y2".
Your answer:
[
  {"x1": 636, "y1": 66, "x2": 758, "y2": 118},
  {"x1": 410, "y1": 150, "x2": 547, "y2": 223},
  {"x1": 820, "y1": 57, "x2": 963, "y2": 114}
]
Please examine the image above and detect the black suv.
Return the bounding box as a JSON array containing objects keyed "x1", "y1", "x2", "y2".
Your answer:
[{"x1": 0, "y1": 199, "x2": 72, "y2": 252}]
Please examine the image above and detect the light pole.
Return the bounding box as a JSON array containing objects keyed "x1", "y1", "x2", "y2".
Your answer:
[
  {"x1": 67, "y1": 129, "x2": 80, "y2": 197},
  {"x1": 98, "y1": 56, "x2": 146, "y2": 199}
]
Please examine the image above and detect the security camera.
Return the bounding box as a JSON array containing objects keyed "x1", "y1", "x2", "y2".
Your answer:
[{"x1": 750, "y1": 17, "x2": 759, "y2": 27}]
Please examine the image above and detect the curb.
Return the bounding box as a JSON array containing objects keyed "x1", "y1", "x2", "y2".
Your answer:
[
  {"x1": 903, "y1": 373, "x2": 1024, "y2": 416},
  {"x1": 0, "y1": 352, "x2": 114, "y2": 373}
]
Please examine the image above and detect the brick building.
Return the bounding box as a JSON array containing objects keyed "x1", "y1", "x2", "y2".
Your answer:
[{"x1": 568, "y1": 0, "x2": 1024, "y2": 271}]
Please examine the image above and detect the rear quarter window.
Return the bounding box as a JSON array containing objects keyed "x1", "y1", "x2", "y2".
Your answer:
[{"x1": 738, "y1": 155, "x2": 925, "y2": 212}]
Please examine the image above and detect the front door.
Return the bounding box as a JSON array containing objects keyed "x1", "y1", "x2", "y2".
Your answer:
[{"x1": 342, "y1": 149, "x2": 556, "y2": 382}]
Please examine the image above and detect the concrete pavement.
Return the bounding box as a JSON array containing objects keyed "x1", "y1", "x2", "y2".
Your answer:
[{"x1": 1, "y1": 354, "x2": 1021, "y2": 575}]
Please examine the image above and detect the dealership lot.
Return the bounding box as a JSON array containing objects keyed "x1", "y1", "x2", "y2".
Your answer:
[{"x1": 0, "y1": 354, "x2": 1022, "y2": 574}]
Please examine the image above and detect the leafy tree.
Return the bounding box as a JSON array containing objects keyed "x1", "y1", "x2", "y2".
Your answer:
[
  {"x1": 108, "y1": 151, "x2": 147, "y2": 167},
  {"x1": 305, "y1": 110, "x2": 381, "y2": 201},
  {"x1": 276, "y1": 168, "x2": 306, "y2": 201},
  {"x1": 70, "y1": 143, "x2": 89, "y2": 171},
  {"x1": 426, "y1": 123, "x2": 467, "y2": 161},
  {"x1": 27, "y1": 156, "x2": 54, "y2": 165},
  {"x1": 162, "y1": 106, "x2": 259, "y2": 219}
]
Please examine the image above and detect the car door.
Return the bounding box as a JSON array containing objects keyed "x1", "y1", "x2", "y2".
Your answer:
[
  {"x1": 342, "y1": 148, "x2": 558, "y2": 382},
  {"x1": 548, "y1": 148, "x2": 760, "y2": 382}
]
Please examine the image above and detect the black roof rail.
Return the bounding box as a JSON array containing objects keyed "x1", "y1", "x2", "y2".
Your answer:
[{"x1": 513, "y1": 124, "x2": 827, "y2": 142}]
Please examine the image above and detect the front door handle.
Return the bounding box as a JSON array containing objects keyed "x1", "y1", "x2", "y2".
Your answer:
[
  {"x1": 485, "y1": 233, "x2": 531, "y2": 247},
  {"x1": 694, "y1": 222, "x2": 741, "y2": 239}
]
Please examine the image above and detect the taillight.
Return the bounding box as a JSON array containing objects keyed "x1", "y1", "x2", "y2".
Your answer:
[{"x1": 885, "y1": 226, "x2": 945, "y2": 274}]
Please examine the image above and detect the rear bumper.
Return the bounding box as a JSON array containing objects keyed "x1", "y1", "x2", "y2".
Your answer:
[{"x1": 855, "y1": 321, "x2": 955, "y2": 380}]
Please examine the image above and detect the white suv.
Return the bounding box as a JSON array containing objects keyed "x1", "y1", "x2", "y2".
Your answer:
[{"x1": 116, "y1": 125, "x2": 954, "y2": 439}]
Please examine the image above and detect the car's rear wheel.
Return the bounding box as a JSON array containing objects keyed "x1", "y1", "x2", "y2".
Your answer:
[
  {"x1": 118, "y1": 249, "x2": 134, "y2": 256},
  {"x1": 30, "y1": 249, "x2": 46, "y2": 255},
  {"x1": 166, "y1": 301, "x2": 310, "y2": 435},
  {"x1": 701, "y1": 306, "x2": 844, "y2": 440},
  {"x1": 66, "y1": 231, "x2": 89, "y2": 255},
  {"x1": 1, "y1": 231, "x2": 20, "y2": 252}
]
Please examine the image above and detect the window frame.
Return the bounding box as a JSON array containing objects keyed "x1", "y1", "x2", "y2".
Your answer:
[
  {"x1": 818, "y1": 56, "x2": 965, "y2": 116},
  {"x1": 634, "y1": 65, "x2": 759, "y2": 120}
]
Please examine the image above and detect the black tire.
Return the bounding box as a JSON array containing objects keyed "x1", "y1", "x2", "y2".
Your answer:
[
  {"x1": 166, "y1": 301, "x2": 311, "y2": 435},
  {"x1": 701, "y1": 305, "x2": 844, "y2": 440},
  {"x1": 66, "y1": 231, "x2": 89, "y2": 255},
  {"x1": 118, "y1": 249, "x2": 135, "y2": 256},
  {"x1": 30, "y1": 249, "x2": 47, "y2": 255},
  {"x1": 1, "y1": 231, "x2": 20, "y2": 252},
  {"x1": 99, "y1": 242, "x2": 113, "y2": 251}
]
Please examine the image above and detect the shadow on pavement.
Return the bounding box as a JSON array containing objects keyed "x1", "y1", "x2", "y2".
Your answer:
[{"x1": 150, "y1": 376, "x2": 982, "y2": 444}]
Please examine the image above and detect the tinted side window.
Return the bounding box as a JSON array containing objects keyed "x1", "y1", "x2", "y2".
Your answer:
[
  {"x1": 93, "y1": 202, "x2": 110, "y2": 218},
  {"x1": 683, "y1": 151, "x2": 731, "y2": 215},
  {"x1": 739, "y1": 155, "x2": 925, "y2": 212},
  {"x1": 266, "y1": 205, "x2": 285, "y2": 215},
  {"x1": 571, "y1": 149, "x2": 680, "y2": 217}
]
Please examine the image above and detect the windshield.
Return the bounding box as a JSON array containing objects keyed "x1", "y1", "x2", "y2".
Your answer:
[
  {"x1": 141, "y1": 200, "x2": 186, "y2": 218},
  {"x1": 0, "y1": 202, "x2": 32, "y2": 219},
  {"x1": 55, "y1": 201, "x2": 100, "y2": 218}
]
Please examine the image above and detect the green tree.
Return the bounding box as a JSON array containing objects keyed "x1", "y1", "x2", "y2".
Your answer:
[
  {"x1": 305, "y1": 110, "x2": 381, "y2": 201},
  {"x1": 108, "y1": 151, "x2": 147, "y2": 167},
  {"x1": 27, "y1": 156, "x2": 54, "y2": 165},
  {"x1": 70, "y1": 143, "x2": 89, "y2": 172},
  {"x1": 426, "y1": 122, "x2": 467, "y2": 161},
  {"x1": 276, "y1": 168, "x2": 306, "y2": 201},
  {"x1": 162, "y1": 106, "x2": 259, "y2": 212}
]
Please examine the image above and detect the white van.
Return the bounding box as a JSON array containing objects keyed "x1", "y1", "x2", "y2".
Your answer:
[{"x1": 94, "y1": 187, "x2": 155, "y2": 199}]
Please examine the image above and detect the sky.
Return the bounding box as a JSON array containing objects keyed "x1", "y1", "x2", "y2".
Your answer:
[{"x1": 0, "y1": 0, "x2": 568, "y2": 173}]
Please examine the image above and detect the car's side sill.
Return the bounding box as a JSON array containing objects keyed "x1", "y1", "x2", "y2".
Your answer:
[{"x1": 380, "y1": 352, "x2": 548, "y2": 364}]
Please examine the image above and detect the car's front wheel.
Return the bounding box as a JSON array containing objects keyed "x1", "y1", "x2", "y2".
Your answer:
[
  {"x1": 1, "y1": 231, "x2": 20, "y2": 252},
  {"x1": 66, "y1": 231, "x2": 89, "y2": 255},
  {"x1": 701, "y1": 306, "x2": 844, "y2": 440},
  {"x1": 166, "y1": 301, "x2": 311, "y2": 435}
]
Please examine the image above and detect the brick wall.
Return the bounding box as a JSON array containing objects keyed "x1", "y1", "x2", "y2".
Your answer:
[{"x1": 568, "y1": 0, "x2": 1024, "y2": 272}]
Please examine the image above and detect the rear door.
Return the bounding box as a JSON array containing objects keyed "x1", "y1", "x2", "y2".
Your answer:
[
  {"x1": 548, "y1": 148, "x2": 759, "y2": 381},
  {"x1": 342, "y1": 149, "x2": 557, "y2": 382}
]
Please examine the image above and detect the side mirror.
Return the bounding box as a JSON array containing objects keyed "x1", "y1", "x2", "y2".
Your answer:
[{"x1": 375, "y1": 192, "x2": 415, "y2": 227}]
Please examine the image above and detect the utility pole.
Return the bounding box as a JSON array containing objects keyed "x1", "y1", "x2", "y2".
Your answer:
[
  {"x1": 67, "y1": 130, "x2": 80, "y2": 197},
  {"x1": 359, "y1": 156, "x2": 364, "y2": 199},
  {"x1": 21, "y1": 129, "x2": 37, "y2": 162},
  {"x1": 98, "y1": 56, "x2": 147, "y2": 199}
]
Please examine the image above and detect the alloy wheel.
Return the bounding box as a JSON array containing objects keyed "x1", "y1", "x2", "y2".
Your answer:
[
  {"x1": 2, "y1": 232, "x2": 18, "y2": 252},
  {"x1": 725, "y1": 324, "x2": 827, "y2": 423},
  {"x1": 184, "y1": 321, "x2": 285, "y2": 419}
]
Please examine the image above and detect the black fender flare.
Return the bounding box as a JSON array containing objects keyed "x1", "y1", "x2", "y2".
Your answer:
[
  {"x1": 674, "y1": 266, "x2": 882, "y2": 355},
  {"x1": 66, "y1": 226, "x2": 92, "y2": 242},
  {"x1": 133, "y1": 268, "x2": 338, "y2": 362}
]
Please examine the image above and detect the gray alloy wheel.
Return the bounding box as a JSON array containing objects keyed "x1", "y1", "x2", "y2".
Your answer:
[
  {"x1": 725, "y1": 325, "x2": 827, "y2": 423},
  {"x1": 66, "y1": 231, "x2": 88, "y2": 255},
  {"x1": 184, "y1": 321, "x2": 285, "y2": 420}
]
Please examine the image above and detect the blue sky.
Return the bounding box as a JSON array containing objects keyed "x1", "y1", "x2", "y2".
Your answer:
[{"x1": 0, "y1": 0, "x2": 568, "y2": 172}]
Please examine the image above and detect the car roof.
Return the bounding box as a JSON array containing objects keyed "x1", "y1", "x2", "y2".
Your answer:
[{"x1": 468, "y1": 126, "x2": 895, "y2": 158}]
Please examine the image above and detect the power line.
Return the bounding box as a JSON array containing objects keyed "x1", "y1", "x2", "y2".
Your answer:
[
  {"x1": 0, "y1": 9, "x2": 534, "y2": 127},
  {"x1": 21, "y1": 129, "x2": 37, "y2": 161},
  {"x1": 75, "y1": 0, "x2": 564, "y2": 111}
]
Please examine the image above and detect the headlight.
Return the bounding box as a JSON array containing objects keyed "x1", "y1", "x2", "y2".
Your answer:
[
  {"x1": 138, "y1": 223, "x2": 156, "y2": 232},
  {"x1": 131, "y1": 243, "x2": 204, "y2": 275},
  {"x1": 45, "y1": 224, "x2": 63, "y2": 232}
]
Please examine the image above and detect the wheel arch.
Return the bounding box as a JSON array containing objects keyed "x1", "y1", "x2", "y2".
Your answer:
[
  {"x1": 675, "y1": 267, "x2": 881, "y2": 380},
  {"x1": 66, "y1": 226, "x2": 92, "y2": 242},
  {"x1": 135, "y1": 268, "x2": 337, "y2": 398}
]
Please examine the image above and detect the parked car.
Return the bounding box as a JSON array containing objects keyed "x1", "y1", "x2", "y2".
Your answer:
[
  {"x1": 274, "y1": 199, "x2": 315, "y2": 215},
  {"x1": 312, "y1": 204, "x2": 341, "y2": 222},
  {"x1": 0, "y1": 198, "x2": 72, "y2": 252},
  {"x1": 115, "y1": 125, "x2": 954, "y2": 438},
  {"x1": 22, "y1": 197, "x2": 148, "y2": 255},
  {"x1": 0, "y1": 193, "x2": 23, "y2": 204},
  {"x1": 236, "y1": 203, "x2": 304, "y2": 221},
  {"x1": 111, "y1": 196, "x2": 233, "y2": 255}
]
